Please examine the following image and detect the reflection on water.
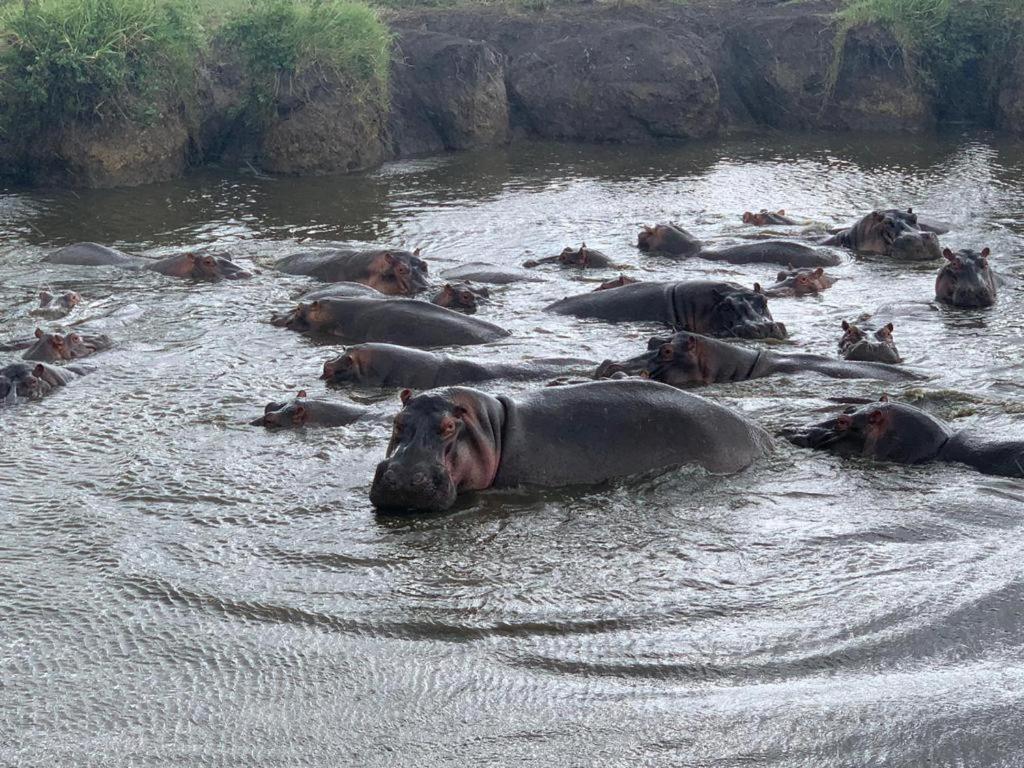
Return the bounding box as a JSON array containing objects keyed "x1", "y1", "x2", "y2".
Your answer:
[{"x1": 2, "y1": 132, "x2": 1024, "y2": 766}]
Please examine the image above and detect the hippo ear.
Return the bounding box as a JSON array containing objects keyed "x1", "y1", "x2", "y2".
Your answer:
[
  {"x1": 753, "y1": 282, "x2": 762, "y2": 294},
  {"x1": 413, "y1": 248, "x2": 421, "y2": 257},
  {"x1": 382, "y1": 251, "x2": 395, "y2": 264},
  {"x1": 400, "y1": 388, "x2": 413, "y2": 406},
  {"x1": 841, "y1": 320, "x2": 850, "y2": 331},
  {"x1": 33, "y1": 363, "x2": 45, "y2": 376},
  {"x1": 643, "y1": 225, "x2": 654, "y2": 234},
  {"x1": 442, "y1": 283, "x2": 455, "y2": 295},
  {"x1": 778, "y1": 209, "x2": 785, "y2": 215},
  {"x1": 776, "y1": 271, "x2": 786, "y2": 281},
  {"x1": 297, "y1": 390, "x2": 307, "y2": 399},
  {"x1": 907, "y1": 207, "x2": 913, "y2": 214},
  {"x1": 872, "y1": 211, "x2": 884, "y2": 221},
  {"x1": 264, "y1": 402, "x2": 277, "y2": 414},
  {"x1": 742, "y1": 212, "x2": 753, "y2": 223},
  {"x1": 814, "y1": 267, "x2": 823, "y2": 277},
  {"x1": 885, "y1": 323, "x2": 894, "y2": 332},
  {"x1": 34, "y1": 327, "x2": 44, "y2": 338},
  {"x1": 683, "y1": 336, "x2": 698, "y2": 352},
  {"x1": 868, "y1": 409, "x2": 885, "y2": 424},
  {"x1": 293, "y1": 404, "x2": 308, "y2": 424},
  {"x1": 879, "y1": 393, "x2": 890, "y2": 402},
  {"x1": 981, "y1": 247, "x2": 991, "y2": 258}
]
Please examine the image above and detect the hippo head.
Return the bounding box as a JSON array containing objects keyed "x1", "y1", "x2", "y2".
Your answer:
[
  {"x1": 781, "y1": 399, "x2": 950, "y2": 464},
  {"x1": 322, "y1": 345, "x2": 384, "y2": 385},
  {"x1": 743, "y1": 209, "x2": 788, "y2": 226},
  {"x1": 251, "y1": 391, "x2": 310, "y2": 427},
  {"x1": 380, "y1": 250, "x2": 429, "y2": 295},
  {"x1": 1, "y1": 363, "x2": 47, "y2": 400},
  {"x1": 868, "y1": 211, "x2": 941, "y2": 260},
  {"x1": 33, "y1": 328, "x2": 68, "y2": 359},
  {"x1": 370, "y1": 389, "x2": 499, "y2": 513},
  {"x1": 640, "y1": 332, "x2": 711, "y2": 387},
  {"x1": 431, "y1": 282, "x2": 488, "y2": 314},
  {"x1": 557, "y1": 244, "x2": 593, "y2": 267},
  {"x1": 708, "y1": 284, "x2": 787, "y2": 339},
  {"x1": 38, "y1": 290, "x2": 81, "y2": 311},
  {"x1": 595, "y1": 275, "x2": 638, "y2": 292},
  {"x1": 270, "y1": 300, "x2": 332, "y2": 332},
  {"x1": 775, "y1": 267, "x2": 829, "y2": 296},
  {"x1": 936, "y1": 248, "x2": 996, "y2": 308},
  {"x1": 637, "y1": 224, "x2": 701, "y2": 256},
  {"x1": 166, "y1": 252, "x2": 252, "y2": 280}
]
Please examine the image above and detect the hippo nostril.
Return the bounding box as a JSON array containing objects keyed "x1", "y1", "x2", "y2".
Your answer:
[
  {"x1": 383, "y1": 469, "x2": 398, "y2": 488},
  {"x1": 412, "y1": 472, "x2": 428, "y2": 488}
]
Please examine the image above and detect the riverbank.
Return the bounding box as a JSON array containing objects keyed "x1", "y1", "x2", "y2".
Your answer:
[{"x1": 2, "y1": 0, "x2": 1022, "y2": 188}]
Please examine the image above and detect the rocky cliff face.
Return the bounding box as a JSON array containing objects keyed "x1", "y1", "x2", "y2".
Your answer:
[{"x1": 1, "y1": 0, "x2": 1019, "y2": 189}]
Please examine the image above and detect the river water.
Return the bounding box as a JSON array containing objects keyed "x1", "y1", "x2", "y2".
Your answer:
[{"x1": 2, "y1": 133, "x2": 1024, "y2": 766}]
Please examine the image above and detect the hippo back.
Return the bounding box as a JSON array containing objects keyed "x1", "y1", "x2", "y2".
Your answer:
[
  {"x1": 493, "y1": 379, "x2": 771, "y2": 487},
  {"x1": 44, "y1": 242, "x2": 140, "y2": 266}
]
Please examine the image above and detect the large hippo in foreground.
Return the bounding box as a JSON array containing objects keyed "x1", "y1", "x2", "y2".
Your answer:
[
  {"x1": 271, "y1": 298, "x2": 510, "y2": 347},
  {"x1": 782, "y1": 398, "x2": 1024, "y2": 478},
  {"x1": 276, "y1": 249, "x2": 428, "y2": 295},
  {"x1": 546, "y1": 281, "x2": 787, "y2": 339},
  {"x1": 821, "y1": 210, "x2": 941, "y2": 260},
  {"x1": 322, "y1": 343, "x2": 592, "y2": 389},
  {"x1": 638, "y1": 224, "x2": 839, "y2": 267},
  {"x1": 595, "y1": 331, "x2": 918, "y2": 386},
  {"x1": 935, "y1": 248, "x2": 997, "y2": 308},
  {"x1": 369, "y1": 380, "x2": 772, "y2": 512},
  {"x1": 44, "y1": 243, "x2": 252, "y2": 280}
]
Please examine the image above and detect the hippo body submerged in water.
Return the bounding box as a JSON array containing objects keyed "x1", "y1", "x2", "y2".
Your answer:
[
  {"x1": 763, "y1": 268, "x2": 836, "y2": 297},
  {"x1": 45, "y1": 243, "x2": 253, "y2": 280},
  {"x1": 251, "y1": 392, "x2": 368, "y2": 428},
  {"x1": 742, "y1": 210, "x2": 799, "y2": 226},
  {"x1": 0, "y1": 361, "x2": 89, "y2": 403},
  {"x1": 369, "y1": 380, "x2": 772, "y2": 512},
  {"x1": 21, "y1": 329, "x2": 112, "y2": 363},
  {"x1": 546, "y1": 281, "x2": 787, "y2": 339},
  {"x1": 782, "y1": 400, "x2": 1024, "y2": 478},
  {"x1": 30, "y1": 291, "x2": 81, "y2": 319},
  {"x1": 523, "y1": 244, "x2": 616, "y2": 269},
  {"x1": 839, "y1": 321, "x2": 901, "y2": 364},
  {"x1": 638, "y1": 224, "x2": 839, "y2": 268},
  {"x1": 276, "y1": 249, "x2": 428, "y2": 295},
  {"x1": 271, "y1": 298, "x2": 509, "y2": 347},
  {"x1": 322, "y1": 343, "x2": 592, "y2": 389},
  {"x1": 596, "y1": 331, "x2": 918, "y2": 386},
  {"x1": 299, "y1": 281, "x2": 488, "y2": 314},
  {"x1": 821, "y1": 210, "x2": 941, "y2": 260},
  {"x1": 439, "y1": 262, "x2": 544, "y2": 285},
  {"x1": 935, "y1": 248, "x2": 997, "y2": 308}
]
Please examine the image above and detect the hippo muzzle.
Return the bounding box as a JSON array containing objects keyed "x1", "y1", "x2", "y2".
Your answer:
[
  {"x1": 730, "y1": 320, "x2": 787, "y2": 340},
  {"x1": 891, "y1": 231, "x2": 941, "y2": 261},
  {"x1": 370, "y1": 456, "x2": 457, "y2": 512}
]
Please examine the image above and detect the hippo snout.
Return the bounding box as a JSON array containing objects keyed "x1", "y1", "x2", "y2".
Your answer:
[
  {"x1": 734, "y1": 321, "x2": 787, "y2": 340},
  {"x1": 370, "y1": 459, "x2": 457, "y2": 512}
]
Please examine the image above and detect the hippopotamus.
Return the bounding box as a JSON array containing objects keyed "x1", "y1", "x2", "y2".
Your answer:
[
  {"x1": 595, "y1": 331, "x2": 917, "y2": 386},
  {"x1": 250, "y1": 391, "x2": 368, "y2": 428},
  {"x1": 595, "y1": 275, "x2": 639, "y2": 291},
  {"x1": 781, "y1": 398, "x2": 1024, "y2": 478},
  {"x1": 763, "y1": 267, "x2": 836, "y2": 297},
  {"x1": 523, "y1": 244, "x2": 616, "y2": 269},
  {"x1": 322, "y1": 343, "x2": 592, "y2": 389},
  {"x1": 30, "y1": 290, "x2": 81, "y2": 319},
  {"x1": 44, "y1": 243, "x2": 253, "y2": 280},
  {"x1": 368, "y1": 379, "x2": 772, "y2": 512},
  {"x1": 439, "y1": 262, "x2": 544, "y2": 285},
  {"x1": 935, "y1": 248, "x2": 997, "y2": 308},
  {"x1": 546, "y1": 281, "x2": 787, "y2": 340},
  {"x1": 21, "y1": 329, "x2": 112, "y2": 362},
  {"x1": 637, "y1": 224, "x2": 839, "y2": 267},
  {"x1": 300, "y1": 281, "x2": 488, "y2": 314},
  {"x1": 821, "y1": 210, "x2": 942, "y2": 260},
  {"x1": 839, "y1": 321, "x2": 901, "y2": 364},
  {"x1": 275, "y1": 249, "x2": 427, "y2": 295},
  {"x1": 270, "y1": 298, "x2": 510, "y2": 347},
  {"x1": 742, "y1": 209, "x2": 798, "y2": 226},
  {"x1": 0, "y1": 361, "x2": 89, "y2": 401}
]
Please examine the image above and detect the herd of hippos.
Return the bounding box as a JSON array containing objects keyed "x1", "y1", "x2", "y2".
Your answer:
[{"x1": 3, "y1": 206, "x2": 1021, "y2": 511}]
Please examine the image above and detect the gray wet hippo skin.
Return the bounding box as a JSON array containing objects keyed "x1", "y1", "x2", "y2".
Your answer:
[
  {"x1": 439, "y1": 261, "x2": 544, "y2": 285},
  {"x1": 523, "y1": 244, "x2": 616, "y2": 269},
  {"x1": 594, "y1": 275, "x2": 639, "y2": 291},
  {"x1": 839, "y1": 321, "x2": 901, "y2": 364},
  {"x1": 742, "y1": 209, "x2": 799, "y2": 226},
  {"x1": 369, "y1": 379, "x2": 772, "y2": 512},
  {"x1": 546, "y1": 281, "x2": 787, "y2": 340},
  {"x1": 763, "y1": 268, "x2": 836, "y2": 297},
  {"x1": 30, "y1": 290, "x2": 81, "y2": 319},
  {"x1": 251, "y1": 391, "x2": 368, "y2": 428},
  {"x1": 782, "y1": 399, "x2": 1024, "y2": 478},
  {"x1": 322, "y1": 343, "x2": 591, "y2": 389},
  {"x1": 595, "y1": 331, "x2": 917, "y2": 387},
  {"x1": 275, "y1": 249, "x2": 428, "y2": 295},
  {"x1": 300, "y1": 281, "x2": 488, "y2": 314},
  {"x1": 935, "y1": 248, "x2": 997, "y2": 308},
  {"x1": 821, "y1": 210, "x2": 942, "y2": 260},
  {"x1": 637, "y1": 223, "x2": 839, "y2": 268},
  {"x1": 0, "y1": 361, "x2": 89, "y2": 402},
  {"x1": 271, "y1": 298, "x2": 510, "y2": 347},
  {"x1": 44, "y1": 243, "x2": 253, "y2": 280},
  {"x1": 21, "y1": 329, "x2": 112, "y2": 363}
]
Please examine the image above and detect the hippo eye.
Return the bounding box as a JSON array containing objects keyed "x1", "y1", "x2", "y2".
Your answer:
[
  {"x1": 836, "y1": 415, "x2": 853, "y2": 430},
  {"x1": 460, "y1": 292, "x2": 472, "y2": 302},
  {"x1": 658, "y1": 345, "x2": 674, "y2": 361}
]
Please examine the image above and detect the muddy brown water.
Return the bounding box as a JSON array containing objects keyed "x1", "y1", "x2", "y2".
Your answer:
[{"x1": 2, "y1": 133, "x2": 1024, "y2": 766}]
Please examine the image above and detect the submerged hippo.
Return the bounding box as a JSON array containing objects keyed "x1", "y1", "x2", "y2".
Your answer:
[
  {"x1": 251, "y1": 391, "x2": 368, "y2": 428},
  {"x1": 21, "y1": 329, "x2": 112, "y2": 362},
  {"x1": 322, "y1": 343, "x2": 592, "y2": 389},
  {"x1": 369, "y1": 380, "x2": 772, "y2": 512},
  {"x1": 300, "y1": 281, "x2": 488, "y2": 314},
  {"x1": 523, "y1": 244, "x2": 616, "y2": 269},
  {"x1": 0, "y1": 361, "x2": 89, "y2": 402},
  {"x1": 782, "y1": 398, "x2": 1024, "y2": 478},
  {"x1": 821, "y1": 210, "x2": 941, "y2": 260},
  {"x1": 439, "y1": 261, "x2": 544, "y2": 285},
  {"x1": 763, "y1": 267, "x2": 836, "y2": 297},
  {"x1": 637, "y1": 224, "x2": 839, "y2": 268},
  {"x1": 935, "y1": 248, "x2": 997, "y2": 308},
  {"x1": 742, "y1": 209, "x2": 798, "y2": 226},
  {"x1": 595, "y1": 331, "x2": 917, "y2": 386},
  {"x1": 30, "y1": 290, "x2": 81, "y2": 319},
  {"x1": 839, "y1": 321, "x2": 901, "y2": 364},
  {"x1": 546, "y1": 281, "x2": 787, "y2": 339},
  {"x1": 595, "y1": 275, "x2": 639, "y2": 291},
  {"x1": 271, "y1": 298, "x2": 509, "y2": 347},
  {"x1": 276, "y1": 249, "x2": 428, "y2": 295},
  {"x1": 45, "y1": 243, "x2": 253, "y2": 280}
]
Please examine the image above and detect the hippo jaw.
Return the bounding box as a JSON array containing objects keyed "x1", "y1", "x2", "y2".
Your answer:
[{"x1": 370, "y1": 459, "x2": 458, "y2": 513}]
